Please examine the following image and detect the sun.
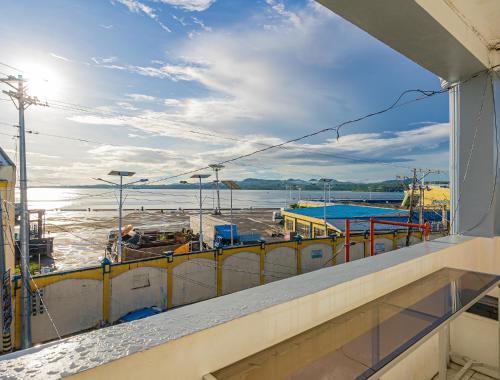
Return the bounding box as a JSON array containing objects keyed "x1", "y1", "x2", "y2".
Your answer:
[{"x1": 22, "y1": 64, "x2": 61, "y2": 100}]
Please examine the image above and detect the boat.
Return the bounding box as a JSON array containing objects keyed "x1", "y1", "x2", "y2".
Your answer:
[{"x1": 106, "y1": 226, "x2": 201, "y2": 262}]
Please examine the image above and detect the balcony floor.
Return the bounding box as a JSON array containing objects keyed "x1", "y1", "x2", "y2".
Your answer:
[{"x1": 432, "y1": 362, "x2": 497, "y2": 380}]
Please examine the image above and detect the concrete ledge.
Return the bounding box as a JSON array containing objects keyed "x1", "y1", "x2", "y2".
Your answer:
[{"x1": 0, "y1": 235, "x2": 486, "y2": 379}]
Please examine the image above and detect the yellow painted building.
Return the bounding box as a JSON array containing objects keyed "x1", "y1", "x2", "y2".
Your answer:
[
  {"x1": 0, "y1": 147, "x2": 16, "y2": 276},
  {"x1": 0, "y1": 147, "x2": 16, "y2": 351},
  {"x1": 401, "y1": 186, "x2": 450, "y2": 208}
]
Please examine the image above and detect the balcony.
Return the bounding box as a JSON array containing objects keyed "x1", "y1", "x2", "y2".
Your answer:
[{"x1": 0, "y1": 235, "x2": 498, "y2": 379}]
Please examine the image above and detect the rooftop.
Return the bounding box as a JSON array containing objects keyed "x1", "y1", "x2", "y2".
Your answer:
[{"x1": 284, "y1": 204, "x2": 408, "y2": 220}]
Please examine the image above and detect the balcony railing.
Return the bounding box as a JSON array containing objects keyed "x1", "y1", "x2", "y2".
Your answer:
[{"x1": 0, "y1": 235, "x2": 498, "y2": 379}]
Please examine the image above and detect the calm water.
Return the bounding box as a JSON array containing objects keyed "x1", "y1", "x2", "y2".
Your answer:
[{"x1": 25, "y1": 188, "x2": 403, "y2": 210}]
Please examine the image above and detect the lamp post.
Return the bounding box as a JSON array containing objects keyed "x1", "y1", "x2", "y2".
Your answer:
[
  {"x1": 311, "y1": 178, "x2": 332, "y2": 236},
  {"x1": 94, "y1": 171, "x2": 148, "y2": 262},
  {"x1": 209, "y1": 164, "x2": 224, "y2": 215},
  {"x1": 222, "y1": 180, "x2": 241, "y2": 246},
  {"x1": 190, "y1": 174, "x2": 211, "y2": 250},
  {"x1": 320, "y1": 179, "x2": 333, "y2": 236}
]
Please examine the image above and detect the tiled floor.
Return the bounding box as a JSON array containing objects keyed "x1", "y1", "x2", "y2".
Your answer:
[{"x1": 432, "y1": 362, "x2": 497, "y2": 380}]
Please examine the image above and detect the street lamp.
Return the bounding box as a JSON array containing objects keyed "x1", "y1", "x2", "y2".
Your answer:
[
  {"x1": 190, "y1": 174, "x2": 211, "y2": 251},
  {"x1": 319, "y1": 178, "x2": 333, "y2": 236},
  {"x1": 222, "y1": 180, "x2": 241, "y2": 246},
  {"x1": 209, "y1": 164, "x2": 224, "y2": 215},
  {"x1": 94, "y1": 171, "x2": 148, "y2": 262},
  {"x1": 311, "y1": 178, "x2": 332, "y2": 236}
]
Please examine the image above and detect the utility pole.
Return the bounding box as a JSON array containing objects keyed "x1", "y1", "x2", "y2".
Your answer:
[
  {"x1": 406, "y1": 168, "x2": 418, "y2": 247},
  {"x1": 222, "y1": 180, "x2": 240, "y2": 247},
  {"x1": 1, "y1": 74, "x2": 47, "y2": 349},
  {"x1": 191, "y1": 174, "x2": 211, "y2": 250},
  {"x1": 209, "y1": 164, "x2": 224, "y2": 215}
]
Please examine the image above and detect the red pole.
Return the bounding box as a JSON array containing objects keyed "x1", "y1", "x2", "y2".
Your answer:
[
  {"x1": 345, "y1": 219, "x2": 350, "y2": 263},
  {"x1": 370, "y1": 217, "x2": 375, "y2": 256},
  {"x1": 424, "y1": 222, "x2": 430, "y2": 240}
]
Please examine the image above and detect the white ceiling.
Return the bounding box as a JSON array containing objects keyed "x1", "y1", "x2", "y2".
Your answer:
[{"x1": 447, "y1": 0, "x2": 500, "y2": 47}]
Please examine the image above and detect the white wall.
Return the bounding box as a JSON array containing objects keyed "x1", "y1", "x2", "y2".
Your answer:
[
  {"x1": 264, "y1": 247, "x2": 296, "y2": 283},
  {"x1": 450, "y1": 312, "x2": 498, "y2": 368},
  {"x1": 452, "y1": 74, "x2": 500, "y2": 236},
  {"x1": 173, "y1": 259, "x2": 217, "y2": 307},
  {"x1": 382, "y1": 335, "x2": 439, "y2": 380},
  {"x1": 110, "y1": 267, "x2": 167, "y2": 322},
  {"x1": 301, "y1": 243, "x2": 333, "y2": 273},
  {"x1": 374, "y1": 237, "x2": 393, "y2": 254},
  {"x1": 31, "y1": 279, "x2": 102, "y2": 344},
  {"x1": 222, "y1": 252, "x2": 260, "y2": 295}
]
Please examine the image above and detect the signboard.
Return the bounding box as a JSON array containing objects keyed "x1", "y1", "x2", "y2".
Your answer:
[{"x1": 311, "y1": 249, "x2": 323, "y2": 259}]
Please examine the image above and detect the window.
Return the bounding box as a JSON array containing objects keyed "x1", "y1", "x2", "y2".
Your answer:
[
  {"x1": 313, "y1": 227, "x2": 324, "y2": 237},
  {"x1": 296, "y1": 222, "x2": 310, "y2": 238}
]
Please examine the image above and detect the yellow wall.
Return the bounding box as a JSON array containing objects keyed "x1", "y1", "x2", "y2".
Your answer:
[
  {"x1": 0, "y1": 173, "x2": 16, "y2": 278},
  {"x1": 18, "y1": 231, "x2": 427, "y2": 347},
  {"x1": 64, "y1": 236, "x2": 499, "y2": 380},
  {"x1": 0, "y1": 153, "x2": 16, "y2": 350}
]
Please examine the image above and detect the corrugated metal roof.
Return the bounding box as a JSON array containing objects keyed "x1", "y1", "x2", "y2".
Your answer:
[{"x1": 285, "y1": 204, "x2": 408, "y2": 219}]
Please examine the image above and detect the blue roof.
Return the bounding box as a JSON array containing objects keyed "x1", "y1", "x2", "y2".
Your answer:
[
  {"x1": 118, "y1": 307, "x2": 162, "y2": 322},
  {"x1": 286, "y1": 204, "x2": 408, "y2": 219}
]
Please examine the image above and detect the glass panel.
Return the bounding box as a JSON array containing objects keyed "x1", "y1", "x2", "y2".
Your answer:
[{"x1": 213, "y1": 268, "x2": 499, "y2": 380}]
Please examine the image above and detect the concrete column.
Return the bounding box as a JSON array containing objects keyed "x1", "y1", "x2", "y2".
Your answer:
[{"x1": 450, "y1": 71, "x2": 500, "y2": 236}]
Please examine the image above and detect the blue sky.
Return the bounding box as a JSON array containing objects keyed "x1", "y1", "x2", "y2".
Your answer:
[{"x1": 0, "y1": 0, "x2": 449, "y2": 185}]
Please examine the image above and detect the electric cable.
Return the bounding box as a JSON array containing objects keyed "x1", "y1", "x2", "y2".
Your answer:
[{"x1": 461, "y1": 70, "x2": 499, "y2": 233}]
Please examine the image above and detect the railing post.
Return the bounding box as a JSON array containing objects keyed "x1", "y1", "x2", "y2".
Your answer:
[
  {"x1": 331, "y1": 236, "x2": 337, "y2": 266},
  {"x1": 296, "y1": 238, "x2": 302, "y2": 274},
  {"x1": 370, "y1": 218, "x2": 375, "y2": 256},
  {"x1": 345, "y1": 219, "x2": 350, "y2": 263},
  {"x1": 259, "y1": 243, "x2": 265, "y2": 285},
  {"x1": 167, "y1": 262, "x2": 173, "y2": 309},
  {"x1": 101, "y1": 258, "x2": 111, "y2": 325},
  {"x1": 216, "y1": 250, "x2": 223, "y2": 296},
  {"x1": 425, "y1": 222, "x2": 431, "y2": 241}
]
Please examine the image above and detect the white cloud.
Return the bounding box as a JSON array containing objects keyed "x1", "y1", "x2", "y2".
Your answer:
[
  {"x1": 49, "y1": 53, "x2": 71, "y2": 62},
  {"x1": 192, "y1": 16, "x2": 212, "y2": 32},
  {"x1": 100, "y1": 24, "x2": 114, "y2": 29},
  {"x1": 91, "y1": 56, "x2": 117, "y2": 64},
  {"x1": 153, "y1": 0, "x2": 216, "y2": 12},
  {"x1": 116, "y1": 0, "x2": 157, "y2": 18},
  {"x1": 114, "y1": 0, "x2": 172, "y2": 32},
  {"x1": 126, "y1": 93, "x2": 158, "y2": 102}
]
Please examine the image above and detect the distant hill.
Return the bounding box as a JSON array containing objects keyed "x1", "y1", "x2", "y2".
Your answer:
[{"x1": 38, "y1": 178, "x2": 448, "y2": 192}]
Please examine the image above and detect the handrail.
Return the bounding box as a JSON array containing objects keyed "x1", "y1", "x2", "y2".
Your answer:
[{"x1": 370, "y1": 218, "x2": 430, "y2": 256}]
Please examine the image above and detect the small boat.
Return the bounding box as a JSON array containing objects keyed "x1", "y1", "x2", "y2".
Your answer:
[{"x1": 106, "y1": 226, "x2": 201, "y2": 262}]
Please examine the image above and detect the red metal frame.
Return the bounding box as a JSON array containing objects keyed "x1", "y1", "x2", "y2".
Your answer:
[
  {"x1": 345, "y1": 219, "x2": 350, "y2": 263},
  {"x1": 369, "y1": 218, "x2": 430, "y2": 256},
  {"x1": 344, "y1": 219, "x2": 369, "y2": 263}
]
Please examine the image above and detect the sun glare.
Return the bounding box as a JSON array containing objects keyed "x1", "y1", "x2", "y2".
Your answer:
[{"x1": 22, "y1": 63, "x2": 61, "y2": 100}]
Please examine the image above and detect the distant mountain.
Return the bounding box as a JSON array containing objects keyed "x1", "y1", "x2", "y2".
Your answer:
[{"x1": 37, "y1": 177, "x2": 447, "y2": 192}]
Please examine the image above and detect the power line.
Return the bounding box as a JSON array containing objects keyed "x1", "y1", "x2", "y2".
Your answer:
[
  {"x1": 448, "y1": 70, "x2": 490, "y2": 232},
  {"x1": 461, "y1": 70, "x2": 499, "y2": 233},
  {"x1": 0, "y1": 61, "x2": 24, "y2": 74}
]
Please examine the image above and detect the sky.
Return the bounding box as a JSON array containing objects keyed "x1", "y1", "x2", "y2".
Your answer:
[{"x1": 0, "y1": 0, "x2": 450, "y2": 186}]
